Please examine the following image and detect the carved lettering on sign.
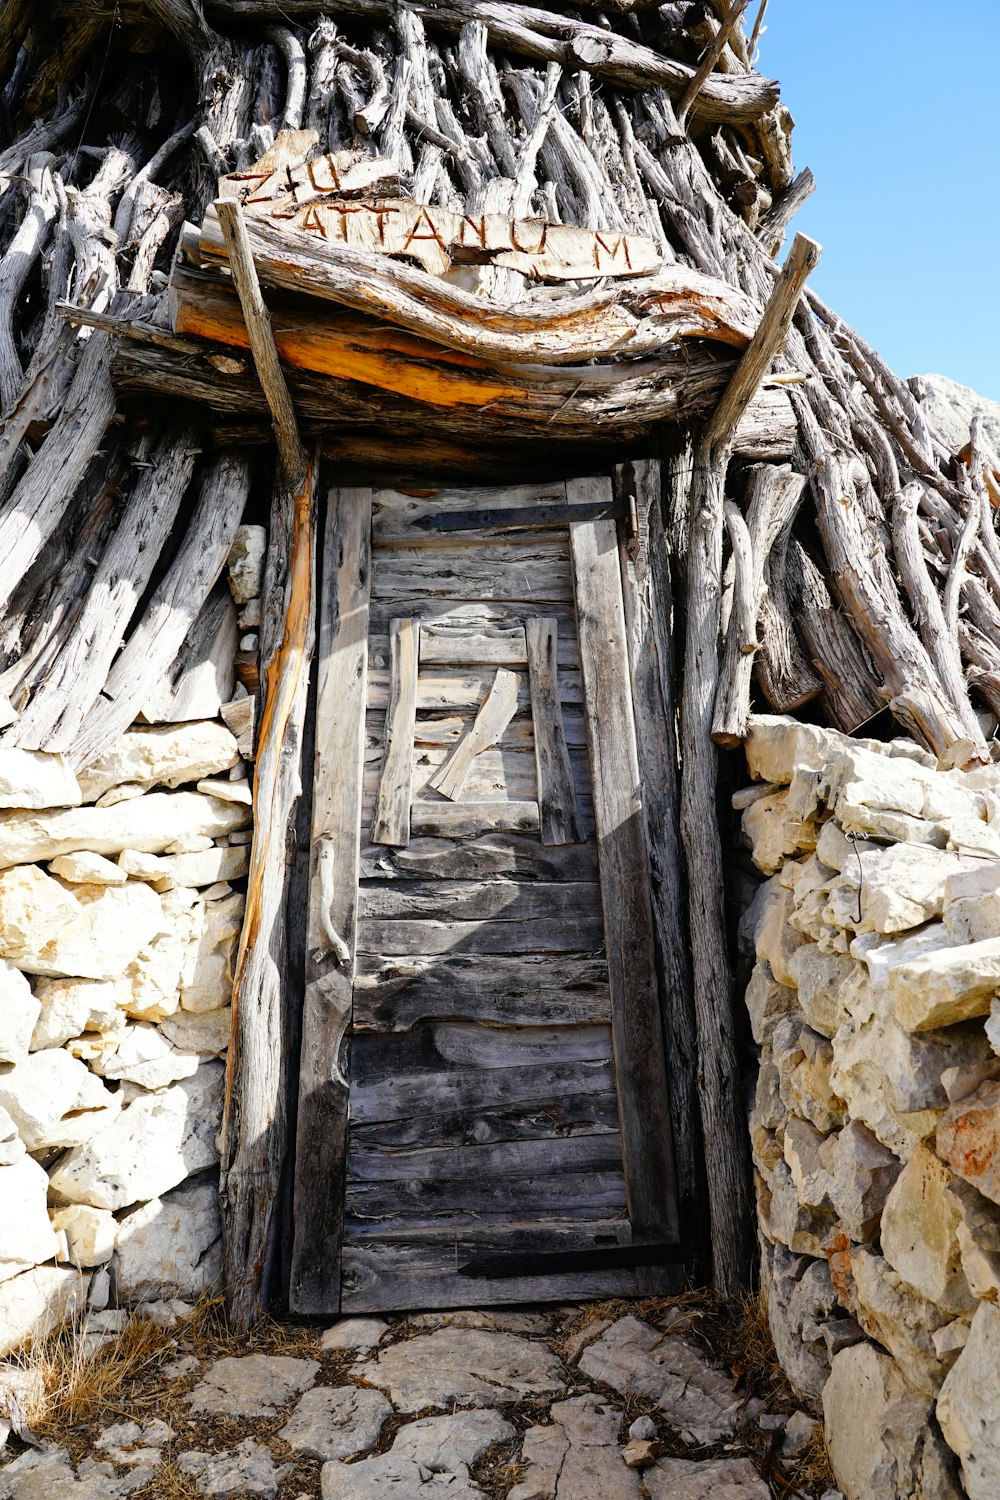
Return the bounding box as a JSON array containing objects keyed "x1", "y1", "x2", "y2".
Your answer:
[{"x1": 216, "y1": 130, "x2": 661, "y2": 284}]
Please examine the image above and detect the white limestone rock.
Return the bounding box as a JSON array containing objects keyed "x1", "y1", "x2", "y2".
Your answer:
[
  {"x1": 356, "y1": 1326, "x2": 565, "y2": 1413},
  {"x1": 829, "y1": 1021, "x2": 942, "y2": 1160},
  {"x1": 772, "y1": 1019, "x2": 845, "y2": 1134},
  {"x1": 936, "y1": 1081, "x2": 1000, "y2": 1205},
  {"x1": 0, "y1": 749, "x2": 81, "y2": 809},
  {"x1": 767, "y1": 1158, "x2": 836, "y2": 1256},
  {"x1": 0, "y1": 866, "x2": 165, "y2": 980},
  {"x1": 0, "y1": 791, "x2": 250, "y2": 870},
  {"x1": 76, "y1": 722, "x2": 240, "y2": 803},
  {"x1": 914, "y1": 373, "x2": 1000, "y2": 456},
  {"x1": 125, "y1": 888, "x2": 200, "y2": 1022},
  {"x1": 888, "y1": 937, "x2": 1000, "y2": 1032},
  {"x1": 847, "y1": 1248, "x2": 956, "y2": 1397},
  {"x1": 742, "y1": 785, "x2": 819, "y2": 876},
  {"x1": 94, "y1": 1023, "x2": 200, "y2": 1090},
  {"x1": 30, "y1": 977, "x2": 127, "y2": 1050},
  {"x1": 113, "y1": 1176, "x2": 221, "y2": 1302},
  {"x1": 880, "y1": 1146, "x2": 977, "y2": 1316},
  {"x1": 47, "y1": 853, "x2": 126, "y2": 886},
  {"x1": 0, "y1": 963, "x2": 39, "y2": 1063},
  {"x1": 821, "y1": 1121, "x2": 901, "y2": 1243},
  {"x1": 943, "y1": 861, "x2": 1000, "y2": 942},
  {"x1": 0, "y1": 1265, "x2": 89, "y2": 1357},
  {"x1": 937, "y1": 1300, "x2": 1000, "y2": 1499},
  {"x1": 188, "y1": 1354, "x2": 319, "y2": 1417},
  {"x1": 747, "y1": 877, "x2": 808, "y2": 987},
  {"x1": 278, "y1": 1385, "x2": 392, "y2": 1461},
  {"x1": 227, "y1": 526, "x2": 267, "y2": 605},
  {"x1": 0, "y1": 1107, "x2": 23, "y2": 1167},
  {"x1": 159, "y1": 1007, "x2": 231, "y2": 1056},
  {"x1": 947, "y1": 1178, "x2": 1000, "y2": 1300},
  {"x1": 831, "y1": 844, "x2": 980, "y2": 936},
  {"x1": 48, "y1": 1062, "x2": 223, "y2": 1210},
  {"x1": 783, "y1": 1116, "x2": 833, "y2": 1208},
  {"x1": 823, "y1": 1341, "x2": 962, "y2": 1500},
  {"x1": 745, "y1": 962, "x2": 798, "y2": 1046},
  {"x1": 578, "y1": 1315, "x2": 743, "y2": 1443},
  {"x1": 786, "y1": 947, "x2": 859, "y2": 1039},
  {"x1": 0, "y1": 1049, "x2": 118, "y2": 1151},
  {"x1": 744, "y1": 715, "x2": 848, "y2": 785},
  {"x1": 0, "y1": 1157, "x2": 59, "y2": 1281},
  {"x1": 118, "y1": 844, "x2": 249, "y2": 892},
  {"x1": 51, "y1": 1206, "x2": 116, "y2": 1267},
  {"x1": 179, "y1": 893, "x2": 244, "y2": 1013},
  {"x1": 857, "y1": 924, "x2": 957, "y2": 996},
  {"x1": 762, "y1": 1240, "x2": 838, "y2": 1408},
  {"x1": 195, "y1": 778, "x2": 252, "y2": 806}
]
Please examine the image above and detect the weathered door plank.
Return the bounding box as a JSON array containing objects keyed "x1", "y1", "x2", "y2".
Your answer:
[
  {"x1": 357, "y1": 879, "x2": 600, "y2": 923},
  {"x1": 429, "y1": 668, "x2": 521, "y2": 800},
  {"x1": 289, "y1": 484, "x2": 372, "y2": 1315},
  {"x1": 569, "y1": 484, "x2": 679, "y2": 1242},
  {"x1": 356, "y1": 915, "x2": 604, "y2": 956},
  {"x1": 526, "y1": 616, "x2": 584, "y2": 846},
  {"x1": 352, "y1": 954, "x2": 610, "y2": 1031},
  {"x1": 370, "y1": 616, "x2": 419, "y2": 847},
  {"x1": 357, "y1": 834, "x2": 599, "y2": 883},
  {"x1": 408, "y1": 799, "x2": 541, "y2": 837},
  {"x1": 349, "y1": 1089, "x2": 621, "y2": 1147}
]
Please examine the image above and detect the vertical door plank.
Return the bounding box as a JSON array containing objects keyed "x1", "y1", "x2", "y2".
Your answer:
[
  {"x1": 290, "y1": 486, "x2": 372, "y2": 1314},
  {"x1": 526, "y1": 617, "x2": 583, "y2": 846},
  {"x1": 371, "y1": 616, "x2": 419, "y2": 846},
  {"x1": 616, "y1": 459, "x2": 703, "y2": 1242},
  {"x1": 569, "y1": 479, "x2": 679, "y2": 1242}
]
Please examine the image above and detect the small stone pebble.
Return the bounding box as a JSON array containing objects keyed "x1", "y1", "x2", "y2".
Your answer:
[{"x1": 628, "y1": 1415, "x2": 657, "y2": 1441}]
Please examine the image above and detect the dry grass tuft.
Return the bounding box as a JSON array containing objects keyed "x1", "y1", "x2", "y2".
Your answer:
[{"x1": 12, "y1": 1310, "x2": 181, "y2": 1432}]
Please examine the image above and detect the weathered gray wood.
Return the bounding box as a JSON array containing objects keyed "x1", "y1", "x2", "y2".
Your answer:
[
  {"x1": 221, "y1": 452, "x2": 318, "y2": 1331},
  {"x1": 350, "y1": 1048, "x2": 614, "y2": 1126},
  {"x1": 353, "y1": 953, "x2": 610, "y2": 1030},
  {"x1": 526, "y1": 617, "x2": 583, "y2": 845},
  {"x1": 345, "y1": 1167, "x2": 625, "y2": 1224},
  {"x1": 358, "y1": 834, "x2": 598, "y2": 883},
  {"x1": 370, "y1": 616, "x2": 419, "y2": 846},
  {"x1": 289, "y1": 485, "x2": 372, "y2": 1317},
  {"x1": 409, "y1": 799, "x2": 541, "y2": 836},
  {"x1": 348, "y1": 1130, "x2": 623, "y2": 1185},
  {"x1": 569, "y1": 487, "x2": 678, "y2": 1242},
  {"x1": 350, "y1": 1089, "x2": 620, "y2": 1148},
  {"x1": 429, "y1": 667, "x2": 520, "y2": 800},
  {"x1": 368, "y1": 666, "x2": 581, "y2": 710},
  {"x1": 368, "y1": 597, "x2": 579, "y2": 640},
  {"x1": 74, "y1": 451, "x2": 253, "y2": 767},
  {"x1": 139, "y1": 581, "x2": 238, "y2": 724},
  {"x1": 340, "y1": 1220, "x2": 667, "y2": 1312},
  {"x1": 9, "y1": 423, "x2": 199, "y2": 755},
  {"x1": 357, "y1": 914, "x2": 605, "y2": 956},
  {"x1": 615, "y1": 459, "x2": 702, "y2": 1237},
  {"x1": 358, "y1": 879, "x2": 600, "y2": 923},
  {"x1": 371, "y1": 544, "x2": 574, "y2": 603}
]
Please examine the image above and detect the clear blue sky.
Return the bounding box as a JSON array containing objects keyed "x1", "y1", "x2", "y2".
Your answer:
[{"x1": 760, "y1": 1, "x2": 1000, "y2": 401}]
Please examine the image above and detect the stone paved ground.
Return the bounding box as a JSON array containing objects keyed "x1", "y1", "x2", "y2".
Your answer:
[{"x1": 0, "y1": 1298, "x2": 842, "y2": 1499}]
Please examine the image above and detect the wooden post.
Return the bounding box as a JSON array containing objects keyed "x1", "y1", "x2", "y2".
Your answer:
[
  {"x1": 680, "y1": 233, "x2": 819, "y2": 1297},
  {"x1": 221, "y1": 453, "x2": 317, "y2": 1331}
]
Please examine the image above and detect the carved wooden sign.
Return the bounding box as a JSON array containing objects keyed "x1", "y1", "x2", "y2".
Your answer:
[{"x1": 217, "y1": 129, "x2": 661, "y2": 283}]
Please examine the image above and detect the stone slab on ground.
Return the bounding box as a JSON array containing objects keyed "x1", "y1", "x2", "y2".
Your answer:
[
  {"x1": 178, "y1": 1439, "x2": 291, "y2": 1497},
  {"x1": 644, "y1": 1455, "x2": 770, "y2": 1499},
  {"x1": 278, "y1": 1386, "x2": 392, "y2": 1461},
  {"x1": 187, "y1": 1354, "x2": 319, "y2": 1417},
  {"x1": 354, "y1": 1326, "x2": 565, "y2": 1412},
  {"x1": 508, "y1": 1393, "x2": 642, "y2": 1500},
  {"x1": 319, "y1": 1316, "x2": 389, "y2": 1353},
  {"x1": 577, "y1": 1316, "x2": 744, "y2": 1443}
]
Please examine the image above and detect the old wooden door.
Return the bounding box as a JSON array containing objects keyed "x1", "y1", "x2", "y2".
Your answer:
[{"x1": 290, "y1": 476, "x2": 679, "y2": 1314}]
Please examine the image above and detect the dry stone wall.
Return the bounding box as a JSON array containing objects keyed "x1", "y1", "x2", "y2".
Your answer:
[
  {"x1": 741, "y1": 714, "x2": 1000, "y2": 1500},
  {"x1": 0, "y1": 528, "x2": 265, "y2": 1356}
]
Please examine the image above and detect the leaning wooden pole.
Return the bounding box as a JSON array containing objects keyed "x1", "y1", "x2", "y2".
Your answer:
[
  {"x1": 217, "y1": 200, "x2": 317, "y2": 1330},
  {"x1": 680, "y1": 233, "x2": 820, "y2": 1297}
]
